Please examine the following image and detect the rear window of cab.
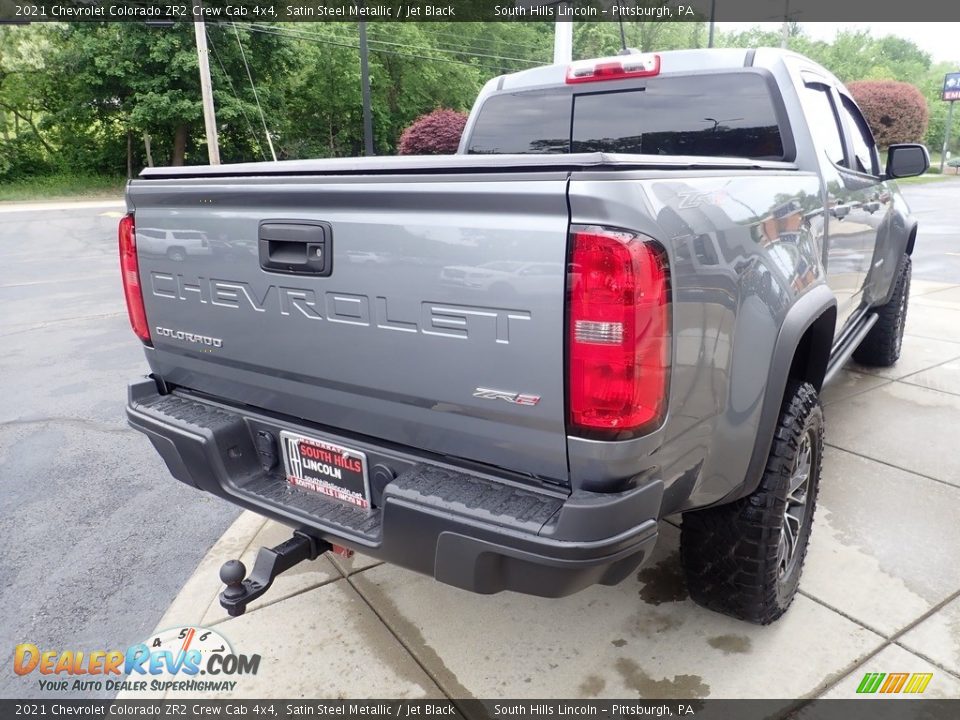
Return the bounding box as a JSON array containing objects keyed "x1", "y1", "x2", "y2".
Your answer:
[{"x1": 466, "y1": 73, "x2": 785, "y2": 161}]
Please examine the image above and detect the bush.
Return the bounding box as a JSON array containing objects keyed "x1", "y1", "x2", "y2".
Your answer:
[
  {"x1": 397, "y1": 109, "x2": 468, "y2": 155},
  {"x1": 0, "y1": 136, "x2": 54, "y2": 181},
  {"x1": 848, "y1": 81, "x2": 929, "y2": 146}
]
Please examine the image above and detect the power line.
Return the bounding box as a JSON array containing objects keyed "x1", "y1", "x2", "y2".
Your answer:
[
  {"x1": 247, "y1": 19, "x2": 547, "y2": 57},
  {"x1": 134, "y1": 2, "x2": 549, "y2": 57},
  {"x1": 403, "y1": 25, "x2": 549, "y2": 53},
  {"x1": 332, "y1": 28, "x2": 541, "y2": 61},
  {"x1": 207, "y1": 28, "x2": 268, "y2": 161},
  {"x1": 316, "y1": 28, "x2": 541, "y2": 65},
  {"x1": 231, "y1": 23, "x2": 277, "y2": 161},
  {"x1": 248, "y1": 22, "x2": 535, "y2": 68},
  {"x1": 366, "y1": 27, "x2": 547, "y2": 60},
  {"x1": 226, "y1": 23, "x2": 534, "y2": 74}
]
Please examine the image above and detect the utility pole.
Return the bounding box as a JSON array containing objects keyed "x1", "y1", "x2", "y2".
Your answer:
[
  {"x1": 780, "y1": 0, "x2": 791, "y2": 49},
  {"x1": 359, "y1": 19, "x2": 374, "y2": 156},
  {"x1": 193, "y1": 5, "x2": 220, "y2": 165},
  {"x1": 939, "y1": 71, "x2": 960, "y2": 173},
  {"x1": 708, "y1": 0, "x2": 716, "y2": 48},
  {"x1": 553, "y1": 3, "x2": 573, "y2": 64},
  {"x1": 941, "y1": 101, "x2": 955, "y2": 174}
]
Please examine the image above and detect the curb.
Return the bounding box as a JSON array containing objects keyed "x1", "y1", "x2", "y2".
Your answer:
[
  {"x1": 0, "y1": 199, "x2": 124, "y2": 214},
  {"x1": 154, "y1": 511, "x2": 267, "y2": 631}
]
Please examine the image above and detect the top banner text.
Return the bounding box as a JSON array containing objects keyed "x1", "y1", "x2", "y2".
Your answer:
[{"x1": 2, "y1": 0, "x2": 960, "y2": 23}]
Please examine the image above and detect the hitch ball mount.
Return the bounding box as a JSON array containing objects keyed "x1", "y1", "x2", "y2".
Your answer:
[{"x1": 219, "y1": 530, "x2": 332, "y2": 617}]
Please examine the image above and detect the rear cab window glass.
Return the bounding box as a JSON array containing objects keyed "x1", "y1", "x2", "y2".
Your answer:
[
  {"x1": 467, "y1": 72, "x2": 786, "y2": 161},
  {"x1": 465, "y1": 92, "x2": 570, "y2": 154},
  {"x1": 572, "y1": 75, "x2": 783, "y2": 159}
]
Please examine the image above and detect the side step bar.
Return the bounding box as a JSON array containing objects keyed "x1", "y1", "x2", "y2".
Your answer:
[{"x1": 823, "y1": 312, "x2": 878, "y2": 386}]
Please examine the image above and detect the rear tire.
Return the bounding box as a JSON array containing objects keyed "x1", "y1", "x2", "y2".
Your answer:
[
  {"x1": 853, "y1": 254, "x2": 911, "y2": 367},
  {"x1": 680, "y1": 381, "x2": 823, "y2": 624}
]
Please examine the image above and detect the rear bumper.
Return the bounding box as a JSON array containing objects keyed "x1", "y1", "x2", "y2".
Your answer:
[{"x1": 127, "y1": 378, "x2": 662, "y2": 598}]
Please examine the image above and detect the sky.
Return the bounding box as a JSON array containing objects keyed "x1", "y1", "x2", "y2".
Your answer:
[{"x1": 717, "y1": 22, "x2": 960, "y2": 65}]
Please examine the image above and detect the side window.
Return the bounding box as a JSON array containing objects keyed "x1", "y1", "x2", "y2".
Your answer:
[
  {"x1": 839, "y1": 95, "x2": 879, "y2": 176},
  {"x1": 799, "y1": 84, "x2": 845, "y2": 167}
]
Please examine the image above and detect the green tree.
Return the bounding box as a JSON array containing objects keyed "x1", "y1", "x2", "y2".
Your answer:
[
  {"x1": 0, "y1": 22, "x2": 295, "y2": 176},
  {"x1": 280, "y1": 28, "x2": 364, "y2": 158},
  {"x1": 717, "y1": 27, "x2": 933, "y2": 86},
  {"x1": 46, "y1": 23, "x2": 293, "y2": 167},
  {"x1": 923, "y1": 62, "x2": 960, "y2": 154},
  {"x1": 368, "y1": 24, "x2": 481, "y2": 153},
  {"x1": 574, "y1": 19, "x2": 706, "y2": 58},
  {"x1": 247, "y1": 22, "x2": 519, "y2": 156},
  {"x1": 0, "y1": 25, "x2": 58, "y2": 177},
  {"x1": 718, "y1": 25, "x2": 951, "y2": 150}
]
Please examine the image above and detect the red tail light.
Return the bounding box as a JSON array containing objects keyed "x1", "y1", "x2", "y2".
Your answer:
[
  {"x1": 567, "y1": 226, "x2": 670, "y2": 437},
  {"x1": 118, "y1": 213, "x2": 151, "y2": 344}
]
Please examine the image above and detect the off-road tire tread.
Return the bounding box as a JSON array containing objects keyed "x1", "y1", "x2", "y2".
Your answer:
[
  {"x1": 853, "y1": 254, "x2": 911, "y2": 367},
  {"x1": 680, "y1": 381, "x2": 823, "y2": 624}
]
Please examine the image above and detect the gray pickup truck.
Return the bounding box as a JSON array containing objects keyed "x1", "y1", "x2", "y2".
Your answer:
[{"x1": 123, "y1": 48, "x2": 928, "y2": 624}]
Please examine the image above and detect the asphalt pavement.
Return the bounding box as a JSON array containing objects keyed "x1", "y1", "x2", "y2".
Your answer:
[
  {"x1": 0, "y1": 201, "x2": 241, "y2": 699},
  {"x1": 901, "y1": 180, "x2": 960, "y2": 282},
  {"x1": 1, "y1": 178, "x2": 958, "y2": 700}
]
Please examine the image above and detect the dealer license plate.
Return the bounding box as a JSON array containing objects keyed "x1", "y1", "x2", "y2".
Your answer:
[{"x1": 280, "y1": 431, "x2": 371, "y2": 510}]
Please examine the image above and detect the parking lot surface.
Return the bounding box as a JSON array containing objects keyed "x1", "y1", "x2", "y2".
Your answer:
[
  {"x1": 3, "y1": 182, "x2": 960, "y2": 700},
  {"x1": 0, "y1": 202, "x2": 241, "y2": 699},
  {"x1": 141, "y1": 290, "x2": 960, "y2": 699}
]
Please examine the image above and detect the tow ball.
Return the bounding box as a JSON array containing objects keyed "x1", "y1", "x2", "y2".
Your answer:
[{"x1": 218, "y1": 530, "x2": 332, "y2": 617}]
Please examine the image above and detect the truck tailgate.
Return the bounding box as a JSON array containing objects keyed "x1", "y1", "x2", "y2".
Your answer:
[{"x1": 128, "y1": 174, "x2": 571, "y2": 482}]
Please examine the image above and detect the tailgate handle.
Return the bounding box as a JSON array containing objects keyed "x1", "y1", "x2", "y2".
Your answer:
[{"x1": 259, "y1": 221, "x2": 332, "y2": 276}]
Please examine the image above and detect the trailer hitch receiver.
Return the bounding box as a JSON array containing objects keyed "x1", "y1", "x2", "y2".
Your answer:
[{"x1": 219, "y1": 530, "x2": 331, "y2": 617}]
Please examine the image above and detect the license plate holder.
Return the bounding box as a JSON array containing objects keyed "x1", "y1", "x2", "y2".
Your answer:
[{"x1": 280, "y1": 431, "x2": 371, "y2": 510}]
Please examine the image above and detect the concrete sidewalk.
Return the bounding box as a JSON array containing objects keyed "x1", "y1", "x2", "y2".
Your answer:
[{"x1": 134, "y1": 282, "x2": 960, "y2": 701}]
